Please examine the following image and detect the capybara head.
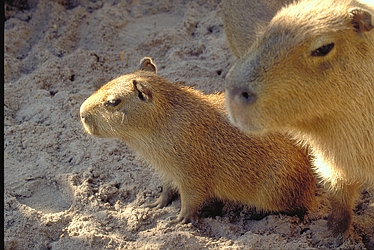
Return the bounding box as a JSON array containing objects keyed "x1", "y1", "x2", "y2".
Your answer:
[
  {"x1": 225, "y1": 0, "x2": 374, "y2": 134},
  {"x1": 80, "y1": 57, "x2": 171, "y2": 140}
]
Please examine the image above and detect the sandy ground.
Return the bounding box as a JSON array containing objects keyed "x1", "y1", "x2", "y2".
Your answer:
[{"x1": 4, "y1": 0, "x2": 374, "y2": 249}]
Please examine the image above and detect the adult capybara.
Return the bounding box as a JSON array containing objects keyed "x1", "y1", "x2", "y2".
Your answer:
[
  {"x1": 224, "y1": 0, "x2": 374, "y2": 245},
  {"x1": 80, "y1": 57, "x2": 316, "y2": 225},
  {"x1": 221, "y1": 0, "x2": 293, "y2": 58}
]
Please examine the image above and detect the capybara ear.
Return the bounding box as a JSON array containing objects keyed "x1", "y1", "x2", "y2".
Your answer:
[
  {"x1": 132, "y1": 79, "x2": 153, "y2": 102},
  {"x1": 349, "y1": 8, "x2": 373, "y2": 32},
  {"x1": 139, "y1": 57, "x2": 158, "y2": 74}
]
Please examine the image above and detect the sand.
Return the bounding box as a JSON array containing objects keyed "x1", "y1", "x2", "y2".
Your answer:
[{"x1": 4, "y1": 0, "x2": 374, "y2": 249}]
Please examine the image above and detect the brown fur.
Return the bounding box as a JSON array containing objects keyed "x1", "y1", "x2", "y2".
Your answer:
[
  {"x1": 80, "y1": 57, "x2": 316, "y2": 224},
  {"x1": 224, "y1": 0, "x2": 374, "y2": 244},
  {"x1": 221, "y1": 0, "x2": 294, "y2": 58}
]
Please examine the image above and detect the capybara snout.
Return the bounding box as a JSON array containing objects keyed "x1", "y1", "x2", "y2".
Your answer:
[{"x1": 226, "y1": 86, "x2": 257, "y2": 107}]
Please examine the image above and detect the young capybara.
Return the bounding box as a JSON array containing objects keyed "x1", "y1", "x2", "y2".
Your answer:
[
  {"x1": 80, "y1": 57, "x2": 316, "y2": 224},
  {"x1": 221, "y1": 0, "x2": 293, "y2": 58},
  {"x1": 224, "y1": 0, "x2": 374, "y2": 244}
]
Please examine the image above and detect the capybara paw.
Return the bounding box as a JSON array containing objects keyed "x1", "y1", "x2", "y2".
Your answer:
[
  {"x1": 144, "y1": 196, "x2": 171, "y2": 209},
  {"x1": 170, "y1": 213, "x2": 198, "y2": 226},
  {"x1": 327, "y1": 214, "x2": 351, "y2": 246},
  {"x1": 144, "y1": 190, "x2": 176, "y2": 209},
  {"x1": 144, "y1": 200, "x2": 162, "y2": 209},
  {"x1": 332, "y1": 233, "x2": 349, "y2": 248}
]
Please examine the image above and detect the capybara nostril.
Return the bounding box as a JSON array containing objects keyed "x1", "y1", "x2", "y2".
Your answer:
[
  {"x1": 80, "y1": 114, "x2": 87, "y2": 123},
  {"x1": 229, "y1": 87, "x2": 257, "y2": 106},
  {"x1": 80, "y1": 111, "x2": 88, "y2": 123},
  {"x1": 80, "y1": 111, "x2": 85, "y2": 120},
  {"x1": 80, "y1": 112, "x2": 89, "y2": 125},
  {"x1": 241, "y1": 90, "x2": 257, "y2": 103}
]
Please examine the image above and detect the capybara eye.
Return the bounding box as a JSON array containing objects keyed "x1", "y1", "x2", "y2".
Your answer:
[
  {"x1": 311, "y1": 43, "x2": 334, "y2": 56},
  {"x1": 106, "y1": 99, "x2": 121, "y2": 107}
]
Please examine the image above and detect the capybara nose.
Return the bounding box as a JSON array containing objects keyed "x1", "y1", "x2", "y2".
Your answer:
[
  {"x1": 228, "y1": 87, "x2": 257, "y2": 106},
  {"x1": 80, "y1": 114, "x2": 87, "y2": 123},
  {"x1": 80, "y1": 113, "x2": 88, "y2": 126},
  {"x1": 80, "y1": 110, "x2": 86, "y2": 121},
  {"x1": 80, "y1": 102, "x2": 89, "y2": 121},
  {"x1": 80, "y1": 107, "x2": 90, "y2": 125},
  {"x1": 80, "y1": 111, "x2": 92, "y2": 125}
]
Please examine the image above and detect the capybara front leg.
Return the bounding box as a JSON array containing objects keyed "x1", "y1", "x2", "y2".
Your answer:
[
  {"x1": 172, "y1": 188, "x2": 205, "y2": 226},
  {"x1": 146, "y1": 181, "x2": 178, "y2": 209},
  {"x1": 327, "y1": 182, "x2": 360, "y2": 246}
]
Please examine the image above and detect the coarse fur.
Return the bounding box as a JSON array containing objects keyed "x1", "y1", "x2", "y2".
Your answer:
[
  {"x1": 224, "y1": 0, "x2": 374, "y2": 245},
  {"x1": 221, "y1": 0, "x2": 294, "y2": 58},
  {"x1": 80, "y1": 57, "x2": 316, "y2": 225}
]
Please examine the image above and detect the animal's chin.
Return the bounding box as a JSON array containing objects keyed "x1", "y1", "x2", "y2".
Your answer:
[
  {"x1": 81, "y1": 121, "x2": 101, "y2": 137},
  {"x1": 226, "y1": 99, "x2": 267, "y2": 135},
  {"x1": 231, "y1": 115, "x2": 268, "y2": 135}
]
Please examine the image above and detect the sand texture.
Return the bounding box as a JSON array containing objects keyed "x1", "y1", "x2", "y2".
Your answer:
[{"x1": 4, "y1": 0, "x2": 374, "y2": 249}]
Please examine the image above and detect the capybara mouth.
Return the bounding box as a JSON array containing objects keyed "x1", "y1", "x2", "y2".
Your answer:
[{"x1": 80, "y1": 114, "x2": 99, "y2": 136}]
